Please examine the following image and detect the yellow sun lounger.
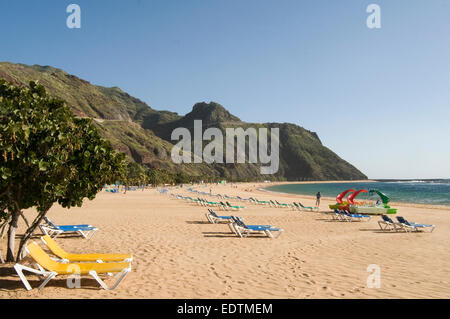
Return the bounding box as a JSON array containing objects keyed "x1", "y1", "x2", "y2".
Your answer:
[
  {"x1": 14, "y1": 242, "x2": 131, "y2": 291},
  {"x1": 41, "y1": 235, "x2": 132, "y2": 263}
]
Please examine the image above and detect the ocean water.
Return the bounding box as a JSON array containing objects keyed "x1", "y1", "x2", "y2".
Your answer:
[{"x1": 264, "y1": 180, "x2": 450, "y2": 206}]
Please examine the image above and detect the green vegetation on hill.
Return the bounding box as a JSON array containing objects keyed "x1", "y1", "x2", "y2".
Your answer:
[{"x1": 0, "y1": 62, "x2": 367, "y2": 181}]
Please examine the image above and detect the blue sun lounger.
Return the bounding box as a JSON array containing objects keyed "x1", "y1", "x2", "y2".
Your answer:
[
  {"x1": 396, "y1": 216, "x2": 435, "y2": 233},
  {"x1": 40, "y1": 217, "x2": 98, "y2": 239},
  {"x1": 231, "y1": 216, "x2": 284, "y2": 238},
  {"x1": 333, "y1": 209, "x2": 346, "y2": 221},
  {"x1": 341, "y1": 210, "x2": 371, "y2": 222},
  {"x1": 378, "y1": 215, "x2": 398, "y2": 231},
  {"x1": 205, "y1": 209, "x2": 234, "y2": 224}
]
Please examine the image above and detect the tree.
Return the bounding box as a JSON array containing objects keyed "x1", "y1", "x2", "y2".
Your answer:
[
  {"x1": 147, "y1": 168, "x2": 169, "y2": 187},
  {"x1": 124, "y1": 162, "x2": 148, "y2": 191},
  {"x1": 0, "y1": 80, "x2": 126, "y2": 261}
]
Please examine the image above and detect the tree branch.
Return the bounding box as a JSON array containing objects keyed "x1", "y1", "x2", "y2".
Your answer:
[
  {"x1": 19, "y1": 211, "x2": 30, "y2": 228},
  {"x1": 17, "y1": 208, "x2": 50, "y2": 262}
]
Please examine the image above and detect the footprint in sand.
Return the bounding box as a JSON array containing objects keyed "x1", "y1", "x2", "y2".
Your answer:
[{"x1": 286, "y1": 284, "x2": 296, "y2": 294}]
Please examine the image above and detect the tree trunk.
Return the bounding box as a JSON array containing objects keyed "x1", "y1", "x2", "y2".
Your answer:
[
  {"x1": 6, "y1": 211, "x2": 20, "y2": 262},
  {"x1": 16, "y1": 210, "x2": 48, "y2": 262}
]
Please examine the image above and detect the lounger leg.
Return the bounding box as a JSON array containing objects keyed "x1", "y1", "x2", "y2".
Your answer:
[
  {"x1": 78, "y1": 229, "x2": 88, "y2": 239},
  {"x1": 234, "y1": 226, "x2": 244, "y2": 238},
  {"x1": 275, "y1": 229, "x2": 284, "y2": 238},
  {"x1": 87, "y1": 229, "x2": 97, "y2": 240},
  {"x1": 242, "y1": 229, "x2": 251, "y2": 238},
  {"x1": 14, "y1": 264, "x2": 55, "y2": 291},
  {"x1": 89, "y1": 269, "x2": 130, "y2": 290},
  {"x1": 14, "y1": 264, "x2": 33, "y2": 291},
  {"x1": 227, "y1": 223, "x2": 235, "y2": 234},
  {"x1": 38, "y1": 272, "x2": 57, "y2": 290}
]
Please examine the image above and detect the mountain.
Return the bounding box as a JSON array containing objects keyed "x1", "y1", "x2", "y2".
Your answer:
[{"x1": 0, "y1": 62, "x2": 367, "y2": 181}]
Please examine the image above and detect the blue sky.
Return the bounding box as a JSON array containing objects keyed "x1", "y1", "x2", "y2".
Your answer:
[{"x1": 1, "y1": 0, "x2": 449, "y2": 179}]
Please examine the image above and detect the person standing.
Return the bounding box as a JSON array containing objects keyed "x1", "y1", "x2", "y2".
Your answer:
[{"x1": 315, "y1": 191, "x2": 321, "y2": 208}]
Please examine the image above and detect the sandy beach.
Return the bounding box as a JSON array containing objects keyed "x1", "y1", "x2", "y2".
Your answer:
[{"x1": 1, "y1": 181, "x2": 450, "y2": 299}]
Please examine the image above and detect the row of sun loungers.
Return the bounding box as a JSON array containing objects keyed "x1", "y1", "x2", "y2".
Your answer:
[
  {"x1": 174, "y1": 188, "x2": 434, "y2": 238},
  {"x1": 13, "y1": 214, "x2": 133, "y2": 291},
  {"x1": 332, "y1": 209, "x2": 372, "y2": 222},
  {"x1": 185, "y1": 188, "x2": 318, "y2": 211},
  {"x1": 171, "y1": 194, "x2": 246, "y2": 211},
  {"x1": 331, "y1": 210, "x2": 435, "y2": 232},
  {"x1": 172, "y1": 190, "x2": 286, "y2": 238},
  {"x1": 378, "y1": 215, "x2": 435, "y2": 233},
  {"x1": 14, "y1": 235, "x2": 132, "y2": 291}
]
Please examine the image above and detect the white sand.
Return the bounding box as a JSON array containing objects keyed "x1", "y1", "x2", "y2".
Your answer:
[{"x1": 1, "y1": 182, "x2": 450, "y2": 298}]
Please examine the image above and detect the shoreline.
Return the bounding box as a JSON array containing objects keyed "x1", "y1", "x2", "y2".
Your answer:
[{"x1": 256, "y1": 181, "x2": 450, "y2": 211}]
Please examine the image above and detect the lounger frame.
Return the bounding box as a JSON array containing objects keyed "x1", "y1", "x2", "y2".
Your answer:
[
  {"x1": 39, "y1": 224, "x2": 98, "y2": 239},
  {"x1": 231, "y1": 217, "x2": 284, "y2": 239}
]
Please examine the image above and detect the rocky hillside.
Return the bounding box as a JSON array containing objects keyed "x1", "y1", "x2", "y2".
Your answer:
[{"x1": 0, "y1": 62, "x2": 367, "y2": 181}]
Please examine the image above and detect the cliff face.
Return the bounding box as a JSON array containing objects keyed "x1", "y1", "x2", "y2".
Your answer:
[{"x1": 0, "y1": 62, "x2": 367, "y2": 181}]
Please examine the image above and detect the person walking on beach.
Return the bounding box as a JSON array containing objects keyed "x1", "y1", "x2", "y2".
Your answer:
[{"x1": 316, "y1": 192, "x2": 321, "y2": 208}]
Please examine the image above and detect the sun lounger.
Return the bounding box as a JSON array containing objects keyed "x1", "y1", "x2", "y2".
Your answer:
[
  {"x1": 40, "y1": 217, "x2": 98, "y2": 239},
  {"x1": 269, "y1": 200, "x2": 278, "y2": 207},
  {"x1": 237, "y1": 196, "x2": 251, "y2": 202},
  {"x1": 218, "y1": 201, "x2": 229, "y2": 211},
  {"x1": 333, "y1": 209, "x2": 348, "y2": 221},
  {"x1": 252, "y1": 198, "x2": 269, "y2": 205},
  {"x1": 342, "y1": 210, "x2": 371, "y2": 222},
  {"x1": 378, "y1": 215, "x2": 398, "y2": 231},
  {"x1": 396, "y1": 216, "x2": 435, "y2": 233},
  {"x1": 298, "y1": 202, "x2": 315, "y2": 211},
  {"x1": 14, "y1": 242, "x2": 131, "y2": 291},
  {"x1": 275, "y1": 200, "x2": 290, "y2": 208},
  {"x1": 205, "y1": 209, "x2": 234, "y2": 224},
  {"x1": 226, "y1": 201, "x2": 245, "y2": 210},
  {"x1": 40, "y1": 235, "x2": 132, "y2": 263},
  {"x1": 207, "y1": 200, "x2": 220, "y2": 207},
  {"x1": 231, "y1": 216, "x2": 284, "y2": 238}
]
